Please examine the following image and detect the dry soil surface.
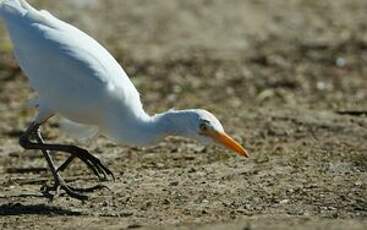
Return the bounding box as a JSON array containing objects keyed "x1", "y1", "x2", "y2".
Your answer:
[{"x1": 0, "y1": 0, "x2": 367, "y2": 229}]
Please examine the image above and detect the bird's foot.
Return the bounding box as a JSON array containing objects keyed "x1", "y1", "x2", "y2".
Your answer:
[
  {"x1": 41, "y1": 182, "x2": 88, "y2": 201},
  {"x1": 19, "y1": 133, "x2": 115, "y2": 182},
  {"x1": 40, "y1": 179, "x2": 110, "y2": 202},
  {"x1": 53, "y1": 145, "x2": 115, "y2": 182},
  {"x1": 57, "y1": 152, "x2": 115, "y2": 182}
]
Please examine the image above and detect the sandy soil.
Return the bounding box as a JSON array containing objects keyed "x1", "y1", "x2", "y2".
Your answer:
[{"x1": 0, "y1": 0, "x2": 366, "y2": 229}]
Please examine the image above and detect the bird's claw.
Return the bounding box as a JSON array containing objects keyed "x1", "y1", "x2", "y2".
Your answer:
[
  {"x1": 40, "y1": 183, "x2": 64, "y2": 201},
  {"x1": 40, "y1": 181, "x2": 110, "y2": 201},
  {"x1": 68, "y1": 147, "x2": 115, "y2": 182}
]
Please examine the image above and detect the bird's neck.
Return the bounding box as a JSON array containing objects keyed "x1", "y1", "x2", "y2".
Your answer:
[{"x1": 105, "y1": 110, "x2": 190, "y2": 147}]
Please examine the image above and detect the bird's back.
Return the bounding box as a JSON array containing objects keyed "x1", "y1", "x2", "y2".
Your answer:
[{"x1": 0, "y1": 0, "x2": 144, "y2": 126}]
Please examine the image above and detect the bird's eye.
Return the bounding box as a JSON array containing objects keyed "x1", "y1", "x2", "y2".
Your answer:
[{"x1": 199, "y1": 120, "x2": 210, "y2": 133}]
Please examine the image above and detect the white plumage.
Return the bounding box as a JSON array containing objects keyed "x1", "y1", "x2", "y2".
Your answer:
[{"x1": 0, "y1": 0, "x2": 248, "y2": 154}]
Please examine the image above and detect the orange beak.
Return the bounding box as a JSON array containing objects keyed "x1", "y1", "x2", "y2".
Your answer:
[{"x1": 207, "y1": 130, "x2": 249, "y2": 157}]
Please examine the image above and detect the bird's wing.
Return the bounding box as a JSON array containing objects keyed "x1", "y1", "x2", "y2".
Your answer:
[
  {"x1": 1, "y1": 0, "x2": 143, "y2": 118},
  {"x1": 4, "y1": 3, "x2": 121, "y2": 87},
  {"x1": 1, "y1": 0, "x2": 73, "y2": 28},
  {"x1": 1, "y1": 0, "x2": 137, "y2": 90},
  {"x1": 0, "y1": 0, "x2": 25, "y2": 16}
]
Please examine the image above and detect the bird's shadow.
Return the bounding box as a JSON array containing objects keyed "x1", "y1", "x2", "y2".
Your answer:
[{"x1": 0, "y1": 202, "x2": 83, "y2": 216}]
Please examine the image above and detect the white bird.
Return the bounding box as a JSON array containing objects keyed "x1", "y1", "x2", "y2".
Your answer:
[{"x1": 0, "y1": 0, "x2": 249, "y2": 200}]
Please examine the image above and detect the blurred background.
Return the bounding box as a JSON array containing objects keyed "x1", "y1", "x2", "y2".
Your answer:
[{"x1": 0, "y1": 0, "x2": 366, "y2": 229}]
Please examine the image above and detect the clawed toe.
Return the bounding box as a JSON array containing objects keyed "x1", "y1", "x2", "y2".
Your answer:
[
  {"x1": 41, "y1": 185, "x2": 89, "y2": 202},
  {"x1": 67, "y1": 184, "x2": 111, "y2": 193},
  {"x1": 51, "y1": 145, "x2": 115, "y2": 182},
  {"x1": 40, "y1": 183, "x2": 60, "y2": 201},
  {"x1": 71, "y1": 148, "x2": 115, "y2": 182},
  {"x1": 41, "y1": 182, "x2": 89, "y2": 201},
  {"x1": 40, "y1": 181, "x2": 110, "y2": 201}
]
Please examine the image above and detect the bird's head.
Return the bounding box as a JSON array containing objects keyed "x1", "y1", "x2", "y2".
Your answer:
[{"x1": 158, "y1": 109, "x2": 249, "y2": 157}]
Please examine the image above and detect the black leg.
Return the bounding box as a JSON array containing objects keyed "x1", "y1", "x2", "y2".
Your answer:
[
  {"x1": 36, "y1": 132, "x2": 109, "y2": 200},
  {"x1": 20, "y1": 123, "x2": 87, "y2": 200},
  {"x1": 19, "y1": 125, "x2": 114, "y2": 181},
  {"x1": 19, "y1": 123, "x2": 113, "y2": 201},
  {"x1": 56, "y1": 155, "x2": 76, "y2": 173}
]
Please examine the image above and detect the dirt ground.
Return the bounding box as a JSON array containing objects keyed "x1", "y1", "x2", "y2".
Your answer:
[{"x1": 0, "y1": 0, "x2": 367, "y2": 229}]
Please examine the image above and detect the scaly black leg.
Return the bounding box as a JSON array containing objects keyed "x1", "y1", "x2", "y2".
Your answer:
[
  {"x1": 56, "y1": 155, "x2": 76, "y2": 173},
  {"x1": 19, "y1": 122, "x2": 113, "y2": 201},
  {"x1": 19, "y1": 124, "x2": 114, "y2": 181}
]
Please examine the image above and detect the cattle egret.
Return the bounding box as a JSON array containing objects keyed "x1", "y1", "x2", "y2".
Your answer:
[{"x1": 0, "y1": 0, "x2": 249, "y2": 200}]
